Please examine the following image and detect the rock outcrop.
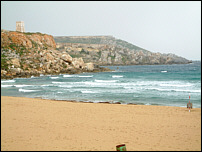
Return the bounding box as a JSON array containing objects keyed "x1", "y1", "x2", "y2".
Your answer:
[
  {"x1": 54, "y1": 36, "x2": 192, "y2": 65},
  {"x1": 1, "y1": 30, "x2": 111, "y2": 79}
]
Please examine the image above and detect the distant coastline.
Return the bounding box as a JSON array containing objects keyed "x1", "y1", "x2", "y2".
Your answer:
[
  {"x1": 54, "y1": 35, "x2": 192, "y2": 66},
  {"x1": 1, "y1": 30, "x2": 194, "y2": 80}
]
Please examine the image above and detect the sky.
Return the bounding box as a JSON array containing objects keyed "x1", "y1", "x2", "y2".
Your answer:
[{"x1": 1, "y1": 1, "x2": 201, "y2": 60}]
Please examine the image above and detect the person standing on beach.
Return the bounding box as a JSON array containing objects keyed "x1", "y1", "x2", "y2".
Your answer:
[{"x1": 187, "y1": 94, "x2": 192, "y2": 112}]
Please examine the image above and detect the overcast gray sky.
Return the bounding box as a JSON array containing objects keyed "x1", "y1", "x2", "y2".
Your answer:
[{"x1": 1, "y1": 1, "x2": 201, "y2": 60}]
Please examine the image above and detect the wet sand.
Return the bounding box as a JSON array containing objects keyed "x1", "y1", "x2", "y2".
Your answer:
[{"x1": 1, "y1": 96, "x2": 201, "y2": 151}]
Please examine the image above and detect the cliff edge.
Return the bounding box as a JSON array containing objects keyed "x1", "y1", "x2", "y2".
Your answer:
[{"x1": 1, "y1": 30, "x2": 110, "y2": 79}]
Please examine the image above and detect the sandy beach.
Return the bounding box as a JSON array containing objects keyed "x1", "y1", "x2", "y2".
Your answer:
[{"x1": 1, "y1": 96, "x2": 201, "y2": 151}]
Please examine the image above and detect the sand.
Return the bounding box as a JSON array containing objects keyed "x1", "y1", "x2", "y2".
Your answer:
[{"x1": 1, "y1": 96, "x2": 201, "y2": 151}]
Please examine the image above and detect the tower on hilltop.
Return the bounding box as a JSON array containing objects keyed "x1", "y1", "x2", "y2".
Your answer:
[{"x1": 16, "y1": 21, "x2": 25, "y2": 32}]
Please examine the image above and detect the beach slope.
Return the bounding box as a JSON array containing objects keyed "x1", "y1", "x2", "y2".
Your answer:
[{"x1": 1, "y1": 96, "x2": 201, "y2": 151}]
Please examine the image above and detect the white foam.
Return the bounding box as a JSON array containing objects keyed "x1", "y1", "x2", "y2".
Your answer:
[
  {"x1": 63, "y1": 75, "x2": 75, "y2": 77},
  {"x1": 52, "y1": 82, "x2": 66, "y2": 84},
  {"x1": 161, "y1": 71, "x2": 167, "y2": 73},
  {"x1": 95, "y1": 79, "x2": 119, "y2": 83},
  {"x1": 1, "y1": 80, "x2": 16, "y2": 83},
  {"x1": 148, "y1": 87, "x2": 201, "y2": 93},
  {"x1": 80, "y1": 81, "x2": 122, "y2": 88},
  {"x1": 41, "y1": 84, "x2": 54, "y2": 87},
  {"x1": 123, "y1": 86, "x2": 134, "y2": 89},
  {"x1": 1, "y1": 85, "x2": 14, "y2": 87},
  {"x1": 159, "y1": 84, "x2": 193, "y2": 87},
  {"x1": 111, "y1": 71, "x2": 124, "y2": 72},
  {"x1": 58, "y1": 85, "x2": 73, "y2": 88},
  {"x1": 19, "y1": 89, "x2": 40, "y2": 92},
  {"x1": 81, "y1": 90, "x2": 98, "y2": 94},
  {"x1": 79, "y1": 75, "x2": 93, "y2": 77},
  {"x1": 50, "y1": 77, "x2": 59, "y2": 79},
  {"x1": 112, "y1": 75, "x2": 123, "y2": 78},
  {"x1": 191, "y1": 90, "x2": 201, "y2": 93},
  {"x1": 14, "y1": 85, "x2": 33, "y2": 88}
]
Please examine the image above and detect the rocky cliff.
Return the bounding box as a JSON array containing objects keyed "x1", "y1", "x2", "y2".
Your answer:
[
  {"x1": 1, "y1": 30, "x2": 111, "y2": 79},
  {"x1": 54, "y1": 36, "x2": 192, "y2": 65}
]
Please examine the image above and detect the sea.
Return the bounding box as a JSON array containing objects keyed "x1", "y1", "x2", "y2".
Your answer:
[{"x1": 1, "y1": 61, "x2": 201, "y2": 108}]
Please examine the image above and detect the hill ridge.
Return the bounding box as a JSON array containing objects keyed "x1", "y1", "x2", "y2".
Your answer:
[{"x1": 54, "y1": 35, "x2": 191, "y2": 65}]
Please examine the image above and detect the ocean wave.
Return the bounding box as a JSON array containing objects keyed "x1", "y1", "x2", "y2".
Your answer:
[
  {"x1": 122, "y1": 81, "x2": 194, "y2": 88},
  {"x1": 95, "y1": 79, "x2": 119, "y2": 83},
  {"x1": 189, "y1": 90, "x2": 201, "y2": 93},
  {"x1": 41, "y1": 84, "x2": 54, "y2": 87},
  {"x1": 63, "y1": 75, "x2": 75, "y2": 77},
  {"x1": 1, "y1": 80, "x2": 16, "y2": 83},
  {"x1": 1, "y1": 85, "x2": 14, "y2": 87},
  {"x1": 58, "y1": 85, "x2": 73, "y2": 88},
  {"x1": 63, "y1": 74, "x2": 93, "y2": 78},
  {"x1": 112, "y1": 75, "x2": 123, "y2": 78},
  {"x1": 78, "y1": 75, "x2": 93, "y2": 78},
  {"x1": 14, "y1": 85, "x2": 33, "y2": 88},
  {"x1": 148, "y1": 87, "x2": 201, "y2": 93},
  {"x1": 78, "y1": 82, "x2": 123, "y2": 88},
  {"x1": 159, "y1": 83, "x2": 193, "y2": 87},
  {"x1": 19, "y1": 88, "x2": 40, "y2": 92},
  {"x1": 81, "y1": 90, "x2": 99, "y2": 94},
  {"x1": 111, "y1": 71, "x2": 124, "y2": 72},
  {"x1": 52, "y1": 81, "x2": 67, "y2": 84},
  {"x1": 50, "y1": 77, "x2": 59, "y2": 79},
  {"x1": 161, "y1": 71, "x2": 167, "y2": 73},
  {"x1": 123, "y1": 86, "x2": 135, "y2": 89}
]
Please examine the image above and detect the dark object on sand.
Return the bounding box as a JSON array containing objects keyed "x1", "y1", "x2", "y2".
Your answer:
[
  {"x1": 116, "y1": 144, "x2": 126, "y2": 151},
  {"x1": 187, "y1": 102, "x2": 193, "y2": 109},
  {"x1": 114, "y1": 102, "x2": 121, "y2": 104}
]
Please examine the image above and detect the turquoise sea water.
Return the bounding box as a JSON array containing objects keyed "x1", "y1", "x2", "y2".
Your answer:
[{"x1": 1, "y1": 61, "x2": 201, "y2": 108}]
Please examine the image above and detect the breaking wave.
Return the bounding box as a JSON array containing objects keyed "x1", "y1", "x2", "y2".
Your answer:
[
  {"x1": 1, "y1": 80, "x2": 16, "y2": 83},
  {"x1": 19, "y1": 89, "x2": 40, "y2": 92},
  {"x1": 112, "y1": 75, "x2": 123, "y2": 78},
  {"x1": 95, "y1": 79, "x2": 119, "y2": 83}
]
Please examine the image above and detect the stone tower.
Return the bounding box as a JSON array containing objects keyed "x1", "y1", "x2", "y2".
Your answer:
[{"x1": 16, "y1": 21, "x2": 25, "y2": 32}]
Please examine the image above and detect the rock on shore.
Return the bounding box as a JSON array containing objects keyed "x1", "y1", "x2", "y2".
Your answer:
[{"x1": 1, "y1": 30, "x2": 111, "y2": 79}]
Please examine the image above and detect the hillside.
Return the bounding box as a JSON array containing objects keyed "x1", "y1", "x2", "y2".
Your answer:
[
  {"x1": 54, "y1": 36, "x2": 149, "y2": 53},
  {"x1": 54, "y1": 36, "x2": 191, "y2": 65},
  {"x1": 1, "y1": 30, "x2": 110, "y2": 79}
]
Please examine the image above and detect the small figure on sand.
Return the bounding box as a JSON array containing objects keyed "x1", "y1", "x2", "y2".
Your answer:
[{"x1": 187, "y1": 93, "x2": 193, "y2": 112}]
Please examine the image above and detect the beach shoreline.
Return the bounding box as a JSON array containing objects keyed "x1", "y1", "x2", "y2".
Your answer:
[{"x1": 1, "y1": 96, "x2": 201, "y2": 151}]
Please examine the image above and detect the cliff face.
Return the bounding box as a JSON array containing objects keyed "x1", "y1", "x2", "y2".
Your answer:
[
  {"x1": 1, "y1": 31, "x2": 56, "y2": 49},
  {"x1": 54, "y1": 36, "x2": 192, "y2": 65},
  {"x1": 1, "y1": 30, "x2": 110, "y2": 79}
]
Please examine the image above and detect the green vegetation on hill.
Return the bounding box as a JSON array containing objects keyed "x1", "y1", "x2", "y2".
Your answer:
[
  {"x1": 54, "y1": 36, "x2": 150, "y2": 53},
  {"x1": 1, "y1": 52, "x2": 10, "y2": 70},
  {"x1": 22, "y1": 32, "x2": 45, "y2": 36},
  {"x1": 53, "y1": 36, "x2": 190, "y2": 66},
  {"x1": 54, "y1": 37, "x2": 104, "y2": 44},
  {"x1": 115, "y1": 39, "x2": 149, "y2": 53}
]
